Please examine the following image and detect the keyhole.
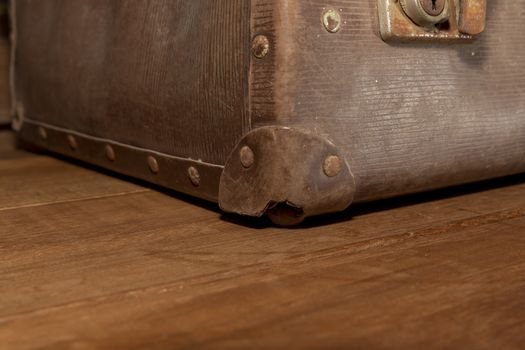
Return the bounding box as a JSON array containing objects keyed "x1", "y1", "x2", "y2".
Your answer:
[{"x1": 431, "y1": 0, "x2": 437, "y2": 10}]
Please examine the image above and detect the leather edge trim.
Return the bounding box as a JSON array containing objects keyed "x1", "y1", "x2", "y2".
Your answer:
[{"x1": 18, "y1": 118, "x2": 223, "y2": 202}]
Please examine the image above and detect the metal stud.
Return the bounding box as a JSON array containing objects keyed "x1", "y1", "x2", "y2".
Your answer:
[
  {"x1": 322, "y1": 9, "x2": 342, "y2": 33},
  {"x1": 188, "y1": 166, "x2": 201, "y2": 186},
  {"x1": 38, "y1": 127, "x2": 47, "y2": 141},
  {"x1": 67, "y1": 135, "x2": 78, "y2": 150},
  {"x1": 323, "y1": 155, "x2": 343, "y2": 177},
  {"x1": 105, "y1": 145, "x2": 116, "y2": 162},
  {"x1": 147, "y1": 155, "x2": 159, "y2": 174},
  {"x1": 252, "y1": 35, "x2": 270, "y2": 59},
  {"x1": 240, "y1": 146, "x2": 255, "y2": 168}
]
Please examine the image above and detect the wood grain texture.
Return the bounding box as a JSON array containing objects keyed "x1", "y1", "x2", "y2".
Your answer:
[
  {"x1": 14, "y1": 0, "x2": 250, "y2": 165},
  {"x1": 1, "y1": 132, "x2": 525, "y2": 349},
  {"x1": 0, "y1": 131, "x2": 147, "y2": 211},
  {"x1": 0, "y1": 132, "x2": 21, "y2": 158},
  {"x1": 0, "y1": 157, "x2": 147, "y2": 211},
  {"x1": 251, "y1": 0, "x2": 525, "y2": 202}
]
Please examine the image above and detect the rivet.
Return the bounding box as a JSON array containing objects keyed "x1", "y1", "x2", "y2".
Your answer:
[
  {"x1": 322, "y1": 9, "x2": 342, "y2": 33},
  {"x1": 188, "y1": 166, "x2": 201, "y2": 187},
  {"x1": 323, "y1": 155, "x2": 343, "y2": 177},
  {"x1": 105, "y1": 145, "x2": 116, "y2": 162},
  {"x1": 38, "y1": 127, "x2": 47, "y2": 141},
  {"x1": 252, "y1": 35, "x2": 270, "y2": 59},
  {"x1": 67, "y1": 135, "x2": 78, "y2": 150},
  {"x1": 240, "y1": 146, "x2": 255, "y2": 168},
  {"x1": 147, "y1": 155, "x2": 159, "y2": 174}
]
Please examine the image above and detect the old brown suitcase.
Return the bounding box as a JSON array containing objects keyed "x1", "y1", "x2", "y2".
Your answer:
[
  {"x1": 0, "y1": 0, "x2": 10, "y2": 126},
  {"x1": 11, "y1": 0, "x2": 525, "y2": 224}
]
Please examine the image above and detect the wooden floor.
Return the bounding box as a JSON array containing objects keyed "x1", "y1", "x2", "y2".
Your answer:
[{"x1": 1, "y1": 129, "x2": 525, "y2": 349}]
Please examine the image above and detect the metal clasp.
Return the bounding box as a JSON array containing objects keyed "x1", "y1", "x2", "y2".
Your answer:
[{"x1": 378, "y1": 0, "x2": 487, "y2": 41}]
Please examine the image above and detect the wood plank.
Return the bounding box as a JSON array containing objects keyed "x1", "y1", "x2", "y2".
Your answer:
[
  {"x1": 0, "y1": 131, "x2": 26, "y2": 159},
  {"x1": 0, "y1": 132, "x2": 148, "y2": 211},
  {"x1": 1, "y1": 202, "x2": 524, "y2": 349},
  {"x1": 3, "y1": 179, "x2": 525, "y2": 317},
  {"x1": 0, "y1": 157, "x2": 147, "y2": 211}
]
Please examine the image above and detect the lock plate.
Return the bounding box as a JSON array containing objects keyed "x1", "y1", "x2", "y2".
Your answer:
[{"x1": 378, "y1": 0, "x2": 487, "y2": 41}]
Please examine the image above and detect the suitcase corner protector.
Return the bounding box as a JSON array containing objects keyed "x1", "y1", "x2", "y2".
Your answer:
[{"x1": 218, "y1": 126, "x2": 356, "y2": 225}]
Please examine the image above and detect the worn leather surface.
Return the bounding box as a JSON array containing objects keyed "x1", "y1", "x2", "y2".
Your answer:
[
  {"x1": 14, "y1": 0, "x2": 250, "y2": 165},
  {"x1": 0, "y1": 2, "x2": 10, "y2": 125},
  {"x1": 12, "y1": 0, "x2": 525, "y2": 215},
  {"x1": 251, "y1": 0, "x2": 525, "y2": 202}
]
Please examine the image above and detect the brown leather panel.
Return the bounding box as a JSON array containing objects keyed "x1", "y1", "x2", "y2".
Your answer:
[
  {"x1": 0, "y1": 2, "x2": 10, "y2": 125},
  {"x1": 14, "y1": 0, "x2": 250, "y2": 164},
  {"x1": 252, "y1": 0, "x2": 525, "y2": 202},
  {"x1": 12, "y1": 0, "x2": 525, "y2": 216}
]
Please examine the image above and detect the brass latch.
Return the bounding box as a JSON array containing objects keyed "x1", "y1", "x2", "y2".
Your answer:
[{"x1": 378, "y1": 0, "x2": 487, "y2": 41}]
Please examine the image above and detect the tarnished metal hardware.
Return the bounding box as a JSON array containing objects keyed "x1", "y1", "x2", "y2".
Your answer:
[
  {"x1": 321, "y1": 9, "x2": 342, "y2": 33},
  {"x1": 399, "y1": 0, "x2": 450, "y2": 28},
  {"x1": 38, "y1": 127, "x2": 47, "y2": 141},
  {"x1": 67, "y1": 135, "x2": 78, "y2": 150},
  {"x1": 240, "y1": 146, "x2": 255, "y2": 169},
  {"x1": 458, "y1": 0, "x2": 487, "y2": 36},
  {"x1": 323, "y1": 155, "x2": 343, "y2": 178},
  {"x1": 105, "y1": 145, "x2": 116, "y2": 162},
  {"x1": 419, "y1": 0, "x2": 446, "y2": 16},
  {"x1": 188, "y1": 166, "x2": 201, "y2": 187},
  {"x1": 378, "y1": 0, "x2": 486, "y2": 41},
  {"x1": 252, "y1": 35, "x2": 270, "y2": 59},
  {"x1": 147, "y1": 155, "x2": 159, "y2": 174},
  {"x1": 219, "y1": 127, "x2": 355, "y2": 226}
]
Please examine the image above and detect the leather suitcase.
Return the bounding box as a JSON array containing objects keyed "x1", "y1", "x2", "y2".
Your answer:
[
  {"x1": 0, "y1": 1, "x2": 10, "y2": 125},
  {"x1": 11, "y1": 0, "x2": 525, "y2": 225}
]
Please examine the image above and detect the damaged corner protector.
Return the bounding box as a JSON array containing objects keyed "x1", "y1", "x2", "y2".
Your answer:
[{"x1": 218, "y1": 126, "x2": 356, "y2": 225}]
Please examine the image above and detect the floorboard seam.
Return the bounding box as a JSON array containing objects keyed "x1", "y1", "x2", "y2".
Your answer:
[{"x1": 0, "y1": 189, "x2": 151, "y2": 213}]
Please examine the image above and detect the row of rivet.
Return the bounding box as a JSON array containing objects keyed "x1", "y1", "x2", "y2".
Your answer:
[
  {"x1": 239, "y1": 145, "x2": 342, "y2": 178},
  {"x1": 37, "y1": 126, "x2": 201, "y2": 187}
]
